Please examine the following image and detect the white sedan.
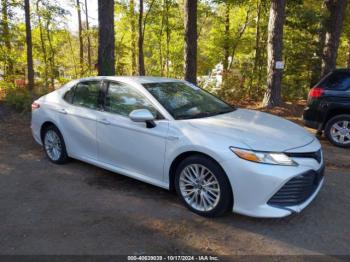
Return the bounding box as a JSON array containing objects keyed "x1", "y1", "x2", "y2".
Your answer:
[{"x1": 31, "y1": 77, "x2": 324, "y2": 218}]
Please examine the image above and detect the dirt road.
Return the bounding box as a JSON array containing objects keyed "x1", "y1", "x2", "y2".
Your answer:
[{"x1": 0, "y1": 106, "x2": 349, "y2": 256}]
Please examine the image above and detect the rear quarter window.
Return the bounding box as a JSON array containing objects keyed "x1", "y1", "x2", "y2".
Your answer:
[
  {"x1": 320, "y1": 72, "x2": 350, "y2": 91},
  {"x1": 63, "y1": 88, "x2": 75, "y2": 103}
]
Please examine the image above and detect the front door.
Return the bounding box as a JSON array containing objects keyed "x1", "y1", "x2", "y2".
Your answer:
[{"x1": 96, "y1": 81, "x2": 169, "y2": 182}]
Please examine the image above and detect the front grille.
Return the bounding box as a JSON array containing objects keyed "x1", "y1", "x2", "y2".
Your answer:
[
  {"x1": 267, "y1": 166, "x2": 325, "y2": 207},
  {"x1": 285, "y1": 149, "x2": 323, "y2": 163}
]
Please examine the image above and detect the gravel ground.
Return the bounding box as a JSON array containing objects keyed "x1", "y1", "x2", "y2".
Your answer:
[{"x1": 0, "y1": 106, "x2": 349, "y2": 256}]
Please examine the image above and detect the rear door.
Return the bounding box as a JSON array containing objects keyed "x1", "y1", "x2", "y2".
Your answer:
[{"x1": 59, "y1": 80, "x2": 102, "y2": 160}]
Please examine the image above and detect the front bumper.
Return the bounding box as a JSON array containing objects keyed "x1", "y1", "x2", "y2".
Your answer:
[{"x1": 220, "y1": 140, "x2": 325, "y2": 218}]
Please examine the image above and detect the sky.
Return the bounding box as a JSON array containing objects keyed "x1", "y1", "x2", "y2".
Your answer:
[{"x1": 61, "y1": 0, "x2": 98, "y2": 32}]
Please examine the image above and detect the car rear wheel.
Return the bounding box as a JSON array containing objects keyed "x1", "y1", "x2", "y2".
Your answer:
[
  {"x1": 43, "y1": 125, "x2": 69, "y2": 164},
  {"x1": 325, "y1": 114, "x2": 350, "y2": 148},
  {"x1": 175, "y1": 155, "x2": 233, "y2": 217}
]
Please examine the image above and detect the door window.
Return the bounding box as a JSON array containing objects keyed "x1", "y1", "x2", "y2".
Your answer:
[
  {"x1": 72, "y1": 81, "x2": 101, "y2": 109},
  {"x1": 105, "y1": 82, "x2": 158, "y2": 117}
]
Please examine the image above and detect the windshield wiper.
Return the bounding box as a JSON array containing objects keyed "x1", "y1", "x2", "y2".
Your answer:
[
  {"x1": 215, "y1": 108, "x2": 236, "y2": 115},
  {"x1": 176, "y1": 112, "x2": 211, "y2": 120},
  {"x1": 176, "y1": 111, "x2": 222, "y2": 120},
  {"x1": 176, "y1": 108, "x2": 236, "y2": 120}
]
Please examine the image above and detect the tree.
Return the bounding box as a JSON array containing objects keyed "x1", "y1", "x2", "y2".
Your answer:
[
  {"x1": 227, "y1": 4, "x2": 252, "y2": 70},
  {"x1": 97, "y1": 0, "x2": 115, "y2": 76},
  {"x1": 158, "y1": 1, "x2": 165, "y2": 76},
  {"x1": 138, "y1": 0, "x2": 145, "y2": 75},
  {"x1": 24, "y1": 0, "x2": 34, "y2": 92},
  {"x1": 130, "y1": 0, "x2": 137, "y2": 75},
  {"x1": 84, "y1": 0, "x2": 92, "y2": 74},
  {"x1": 310, "y1": 3, "x2": 327, "y2": 86},
  {"x1": 1, "y1": 0, "x2": 13, "y2": 79},
  {"x1": 76, "y1": 0, "x2": 83, "y2": 75},
  {"x1": 223, "y1": 2, "x2": 230, "y2": 71},
  {"x1": 262, "y1": 0, "x2": 286, "y2": 108},
  {"x1": 321, "y1": 0, "x2": 348, "y2": 77},
  {"x1": 184, "y1": 0, "x2": 197, "y2": 84},
  {"x1": 164, "y1": 0, "x2": 171, "y2": 77},
  {"x1": 253, "y1": 0, "x2": 263, "y2": 80},
  {"x1": 36, "y1": 0, "x2": 49, "y2": 88},
  {"x1": 138, "y1": 0, "x2": 155, "y2": 76}
]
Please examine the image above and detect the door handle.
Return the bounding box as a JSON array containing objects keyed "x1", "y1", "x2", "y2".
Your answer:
[
  {"x1": 58, "y1": 108, "x2": 68, "y2": 114},
  {"x1": 167, "y1": 135, "x2": 179, "y2": 141},
  {"x1": 98, "y1": 118, "x2": 111, "y2": 125}
]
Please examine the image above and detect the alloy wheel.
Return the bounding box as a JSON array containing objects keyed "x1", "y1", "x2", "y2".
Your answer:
[
  {"x1": 179, "y1": 164, "x2": 221, "y2": 212},
  {"x1": 330, "y1": 120, "x2": 350, "y2": 145},
  {"x1": 44, "y1": 130, "x2": 62, "y2": 161}
]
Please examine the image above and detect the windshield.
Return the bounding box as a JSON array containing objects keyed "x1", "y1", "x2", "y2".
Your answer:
[{"x1": 143, "y1": 81, "x2": 235, "y2": 120}]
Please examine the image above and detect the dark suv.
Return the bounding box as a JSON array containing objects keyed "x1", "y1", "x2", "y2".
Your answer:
[{"x1": 303, "y1": 69, "x2": 350, "y2": 148}]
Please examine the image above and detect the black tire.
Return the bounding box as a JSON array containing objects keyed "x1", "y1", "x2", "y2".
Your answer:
[
  {"x1": 324, "y1": 114, "x2": 350, "y2": 148},
  {"x1": 174, "y1": 155, "x2": 233, "y2": 217},
  {"x1": 42, "y1": 125, "x2": 69, "y2": 164}
]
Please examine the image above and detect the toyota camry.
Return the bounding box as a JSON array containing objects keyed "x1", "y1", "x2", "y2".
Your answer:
[{"x1": 31, "y1": 76, "x2": 324, "y2": 218}]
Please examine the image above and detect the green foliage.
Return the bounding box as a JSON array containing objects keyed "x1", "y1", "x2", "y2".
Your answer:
[
  {"x1": 4, "y1": 87, "x2": 32, "y2": 111},
  {"x1": 0, "y1": 0, "x2": 350, "y2": 110},
  {"x1": 338, "y1": 3, "x2": 350, "y2": 68},
  {"x1": 282, "y1": 0, "x2": 323, "y2": 100},
  {"x1": 218, "y1": 71, "x2": 245, "y2": 100}
]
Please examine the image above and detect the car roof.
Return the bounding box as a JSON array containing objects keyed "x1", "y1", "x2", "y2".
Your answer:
[{"x1": 76, "y1": 76, "x2": 183, "y2": 84}]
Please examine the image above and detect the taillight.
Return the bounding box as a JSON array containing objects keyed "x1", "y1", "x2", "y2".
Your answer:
[
  {"x1": 31, "y1": 102, "x2": 40, "y2": 110},
  {"x1": 308, "y1": 87, "x2": 324, "y2": 99}
]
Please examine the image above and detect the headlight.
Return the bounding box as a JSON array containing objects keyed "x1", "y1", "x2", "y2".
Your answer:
[{"x1": 229, "y1": 147, "x2": 297, "y2": 166}]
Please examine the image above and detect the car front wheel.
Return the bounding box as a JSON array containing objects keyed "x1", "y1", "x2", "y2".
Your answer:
[
  {"x1": 175, "y1": 155, "x2": 233, "y2": 217},
  {"x1": 325, "y1": 114, "x2": 350, "y2": 148},
  {"x1": 42, "y1": 125, "x2": 69, "y2": 164}
]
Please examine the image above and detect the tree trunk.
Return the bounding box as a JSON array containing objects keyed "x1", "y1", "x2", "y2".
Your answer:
[
  {"x1": 184, "y1": 0, "x2": 197, "y2": 84},
  {"x1": 347, "y1": 41, "x2": 350, "y2": 68},
  {"x1": 84, "y1": 0, "x2": 92, "y2": 74},
  {"x1": 1, "y1": 0, "x2": 13, "y2": 79},
  {"x1": 159, "y1": 2, "x2": 165, "y2": 76},
  {"x1": 248, "y1": 0, "x2": 263, "y2": 96},
  {"x1": 262, "y1": 0, "x2": 286, "y2": 108},
  {"x1": 253, "y1": 0, "x2": 262, "y2": 76},
  {"x1": 76, "y1": 0, "x2": 83, "y2": 75},
  {"x1": 36, "y1": 1, "x2": 48, "y2": 89},
  {"x1": 165, "y1": 0, "x2": 170, "y2": 77},
  {"x1": 321, "y1": 0, "x2": 348, "y2": 77},
  {"x1": 46, "y1": 20, "x2": 55, "y2": 89},
  {"x1": 67, "y1": 32, "x2": 78, "y2": 78},
  {"x1": 223, "y1": 2, "x2": 230, "y2": 71},
  {"x1": 24, "y1": 0, "x2": 35, "y2": 92},
  {"x1": 130, "y1": 0, "x2": 137, "y2": 75},
  {"x1": 97, "y1": 0, "x2": 115, "y2": 76},
  {"x1": 138, "y1": 0, "x2": 145, "y2": 76},
  {"x1": 310, "y1": 6, "x2": 327, "y2": 86},
  {"x1": 227, "y1": 6, "x2": 251, "y2": 70}
]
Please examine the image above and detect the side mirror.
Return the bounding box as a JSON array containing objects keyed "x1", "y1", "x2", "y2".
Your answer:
[{"x1": 129, "y1": 109, "x2": 156, "y2": 128}]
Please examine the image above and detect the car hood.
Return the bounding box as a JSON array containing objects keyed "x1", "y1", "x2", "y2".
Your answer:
[{"x1": 187, "y1": 108, "x2": 314, "y2": 152}]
